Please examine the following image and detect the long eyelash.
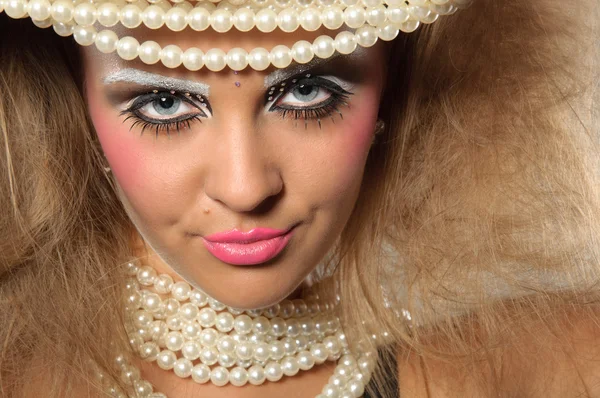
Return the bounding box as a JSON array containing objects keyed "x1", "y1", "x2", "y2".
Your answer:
[
  {"x1": 121, "y1": 113, "x2": 203, "y2": 138},
  {"x1": 119, "y1": 91, "x2": 207, "y2": 137},
  {"x1": 268, "y1": 76, "x2": 353, "y2": 128}
]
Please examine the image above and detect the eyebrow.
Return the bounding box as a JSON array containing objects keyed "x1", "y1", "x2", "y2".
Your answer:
[
  {"x1": 102, "y1": 69, "x2": 210, "y2": 96},
  {"x1": 263, "y1": 48, "x2": 366, "y2": 88}
]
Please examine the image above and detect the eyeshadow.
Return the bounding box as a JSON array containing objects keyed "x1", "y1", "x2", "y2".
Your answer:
[{"x1": 103, "y1": 68, "x2": 210, "y2": 97}]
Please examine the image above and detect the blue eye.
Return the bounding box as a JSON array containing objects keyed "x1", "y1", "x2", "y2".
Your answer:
[
  {"x1": 267, "y1": 76, "x2": 353, "y2": 126},
  {"x1": 153, "y1": 95, "x2": 182, "y2": 115},
  {"x1": 120, "y1": 91, "x2": 209, "y2": 136}
]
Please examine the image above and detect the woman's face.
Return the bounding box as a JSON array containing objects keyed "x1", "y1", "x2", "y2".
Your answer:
[{"x1": 82, "y1": 26, "x2": 388, "y2": 309}]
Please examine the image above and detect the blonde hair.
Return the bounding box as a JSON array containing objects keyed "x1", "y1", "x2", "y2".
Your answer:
[{"x1": 0, "y1": 0, "x2": 597, "y2": 396}]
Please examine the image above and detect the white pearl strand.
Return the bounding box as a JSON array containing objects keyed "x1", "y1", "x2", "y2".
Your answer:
[
  {"x1": 94, "y1": 261, "x2": 377, "y2": 398},
  {"x1": 1, "y1": 0, "x2": 473, "y2": 71}
]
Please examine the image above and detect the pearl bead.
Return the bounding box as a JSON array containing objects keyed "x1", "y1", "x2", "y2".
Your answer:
[
  {"x1": 252, "y1": 316, "x2": 270, "y2": 335},
  {"x1": 211, "y1": 9, "x2": 233, "y2": 32},
  {"x1": 141, "y1": 292, "x2": 161, "y2": 312},
  {"x1": 270, "y1": 45, "x2": 292, "y2": 68},
  {"x1": 278, "y1": 8, "x2": 299, "y2": 32},
  {"x1": 165, "y1": 331, "x2": 184, "y2": 351},
  {"x1": 248, "y1": 364, "x2": 266, "y2": 385},
  {"x1": 95, "y1": 30, "x2": 118, "y2": 53},
  {"x1": 165, "y1": 315, "x2": 183, "y2": 331},
  {"x1": 255, "y1": 8, "x2": 277, "y2": 32},
  {"x1": 234, "y1": 314, "x2": 253, "y2": 334},
  {"x1": 210, "y1": 366, "x2": 230, "y2": 386},
  {"x1": 120, "y1": 4, "x2": 143, "y2": 28},
  {"x1": 199, "y1": 328, "x2": 218, "y2": 346},
  {"x1": 324, "y1": 336, "x2": 341, "y2": 356},
  {"x1": 286, "y1": 318, "x2": 300, "y2": 337},
  {"x1": 386, "y1": 6, "x2": 409, "y2": 24},
  {"x1": 312, "y1": 35, "x2": 335, "y2": 59},
  {"x1": 142, "y1": 5, "x2": 165, "y2": 29},
  {"x1": 191, "y1": 363, "x2": 211, "y2": 383},
  {"x1": 179, "y1": 303, "x2": 199, "y2": 321},
  {"x1": 139, "y1": 341, "x2": 160, "y2": 360},
  {"x1": 138, "y1": 40, "x2": 162, "y2": 64},
  {"x1": 174, "y1": 358, "x2": 193, "y2": 378},
  {"x1": 291, "y1": 40, "x2": 314, "y2": 64},
  {"x1": 200, "y1": 347, "x2": 219, "y2": 365},
  {"x1": 73, "y1": 25, "x2": 96, "y2": 46},
  {"x1": 229, "y1": 366, "x2": 249, "y2": 386},
  {"x1": 204, "y1": 48, "x2": 227, "y2": 72},
  {"x1": 235, "y1": 341, "x2": 254, "y2": 360},
  {"x1": 310, "y1": 343, "x2": 328, "y2": 364},
  {"x1": 296, "y1": 350, "x2": 315, "y2": 370},
  {"x1": 181, "y1": 340, "x2": 201, "y2": 360},
  {"x1": 52, "y1": 22, "x2": 73, "y2": 38},
  {"x1": 164, "y1": 298, "x2": 180, "y2": 316},
  {"x1": 355, "y1": 26, "x2": 378, "y2": 47},
  {"x1": 187, "y1": 7, "x2": 210, "y2": 30},
  {"x1": 299, "y1": 7, "x2": 320, "y2": 31},
  {"x1": 183, "y1": 47, "x2": 204, "y2": 71},
  {"x1": 73, "y1": 2, "x2": 96, "y2": 25},
  {"x1": 51, "y1": 0, "x2": 73, "y2": 24},
  {"x1": 165, "y1": 6, "x2": 188, "y2": 31},
  {"x1": 365, "y1": 5, "x2": 386, "y2": 26},
  {"x1": 153, "y1": 274, "x2": 174, "y2": 294},
  {"x1": 322, "y1": 385, "x2": 341, "y2": 398},
  {"x1": 96, "y1": 3, "x2": 119, "y2": 27},
  {"x1": 171, "y1": 281, "x2": 191, "y2": 301},
  {"x1": 233, "y1": 7, "x2": 254, "y2": 31},
  {"x1": 133, "y1": 380, "x2": 153, "y2": 396},
  {"x1": 198, "y1": 308, "x2": 216, "y2": 327},
  {"x1": 226, "y1": 47, "x2": 249, "y2": 71},
  {"x1": 347, "y1": 380, "x2": 365, "y2": 397},
  {"x1": 181, "y1": 322, "x2": 199, "y2": 338},
  {"x1": 248, "y1": 47, "x2": 270, "y2": 71},
  {"x1": 5, "y1": 0, "x2": 27, "y2": 18},
  {"x1": 137, "y1": 266, "x2": 157, "y2": 286},
  {"x1": 321, "y1": 6, "x2": 343, "y2": 29},
  {"x1": 253, "y1": 342, "x2": 270, "y2": 362},
  {"x1": 157, "y1": 350, "x2": 177, "y2": 370},
  {"x1": 161, "y1": 44, "x2": 183, "y2": 68},
  {"x1": 281, "y1": 356, "x2": 299, "y2": 376},
  {"x1": 28, "y1": 0, "x2": 51, "y2": 21},
  {"x1": 398, "y1": 18, "x2": 419, "y2": 32},
  {"x1": 269, "y1": 340, "x2": 286, "y2": 360},
  {"x1": 343, "y1": 5, "x2": 366, "y2": 28},
  {"x1": 264, "y1": 361, "x2": 283, "y2": 382},
  {"x1": 217, "y1": 336, "x2": 236, "y2": 354},
  {"x1": 421, "y1": 11, "x2": 440, "y2": 24},
  {"x1": 378, "y1": 24, "x2": 399, "y2": 41}
]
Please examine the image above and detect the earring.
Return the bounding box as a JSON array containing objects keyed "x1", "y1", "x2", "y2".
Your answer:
[{"x1": 374, "y1": 119, "x2": 385, "y2": 135}]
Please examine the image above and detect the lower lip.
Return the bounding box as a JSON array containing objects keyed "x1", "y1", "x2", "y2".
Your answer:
[{"x1": 202, "y1": 229, "x2": 294, "y2": 266}]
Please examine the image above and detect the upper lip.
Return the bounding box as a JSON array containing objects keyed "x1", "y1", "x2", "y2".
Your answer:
[{"x1": 203, "y1": 227, "x2": 293, "y2": 244}]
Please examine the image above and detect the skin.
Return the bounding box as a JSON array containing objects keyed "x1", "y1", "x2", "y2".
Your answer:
[
  {"x1": 82, "y1": 25, "x2": 388, "y2": 397},
  {"x1": 82, "y1": 26, "x2": 388, "y2": 313}
]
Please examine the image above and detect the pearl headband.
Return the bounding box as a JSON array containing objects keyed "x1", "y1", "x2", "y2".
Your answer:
[{"x1": 1, "y1": 0, "x2": 472, "y2": 71}]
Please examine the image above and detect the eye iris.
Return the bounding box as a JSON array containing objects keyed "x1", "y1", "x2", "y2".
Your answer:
[
  {"x1": 293, "y1": 85, "x2": 319, "y2": 102},
  {"x1": 153, "y1": 95, "x2": 180, "y2": 115}
]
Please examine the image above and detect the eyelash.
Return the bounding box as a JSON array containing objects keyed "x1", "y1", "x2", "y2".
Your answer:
[
  {"x1": 120, "y1": 91, "x2": 208, "y2": 137},
  {"x1": 267, "y1": 76, "x2": 353, "y2": 128},
  {"x1": 120, "y1": 76, "x2": 353, "y2": 135}
]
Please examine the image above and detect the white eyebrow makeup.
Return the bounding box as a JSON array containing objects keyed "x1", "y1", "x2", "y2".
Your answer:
[
  {"x1": 102, "y1": 68, "x2": 210, "y2": 97},
  {"x1": 263, "y1": 47, "x2": 367, "y2": 88}
]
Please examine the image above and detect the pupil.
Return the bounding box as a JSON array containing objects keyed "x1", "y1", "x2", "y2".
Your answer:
[
  {"x1": 298, "y1": 85, "x2": 314, "y2": 96},
  {"x1": 159, "y1": 96, "x2": 175, "y2": 109}
]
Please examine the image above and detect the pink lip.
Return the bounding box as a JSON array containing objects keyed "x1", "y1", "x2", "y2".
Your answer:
[{"x1": 202, "y1": 227, "x2": 294, "y2": 266}]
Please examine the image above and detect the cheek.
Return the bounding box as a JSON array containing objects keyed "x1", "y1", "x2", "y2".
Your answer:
[{"x1": 87, "y1": 84, "x2": 178, "y2": 217}]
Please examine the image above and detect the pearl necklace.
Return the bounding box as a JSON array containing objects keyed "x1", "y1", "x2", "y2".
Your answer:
[
  {"x1": 1, "y1": 0, "x2": 472, "y2": 71},
  {"x1": 96, "y1": 261, "x2": 376, "y2": 398}
]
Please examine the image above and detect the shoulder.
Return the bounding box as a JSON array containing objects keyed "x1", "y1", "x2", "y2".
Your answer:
[{"x1": 397, "y1": 306, "x2": 600, "y2": 397}]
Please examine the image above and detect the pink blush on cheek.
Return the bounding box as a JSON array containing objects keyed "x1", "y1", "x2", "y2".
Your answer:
[{"x1": 86, "y1": 85, "x2": 148, "y2": 193}]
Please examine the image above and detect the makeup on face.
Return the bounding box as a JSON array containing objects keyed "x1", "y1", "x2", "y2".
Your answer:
[{"x1": 98, "y1": 51, "x2": 368, "y2": 137}]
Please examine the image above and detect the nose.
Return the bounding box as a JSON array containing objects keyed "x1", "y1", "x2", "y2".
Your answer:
[{"x1": 204, "y1": 127, "x2": 283, "y2": 214}]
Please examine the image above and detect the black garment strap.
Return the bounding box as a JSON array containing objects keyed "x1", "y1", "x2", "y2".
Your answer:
[{"x1": 362, "y1": 346, "x2": 399, "y2": 398}]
